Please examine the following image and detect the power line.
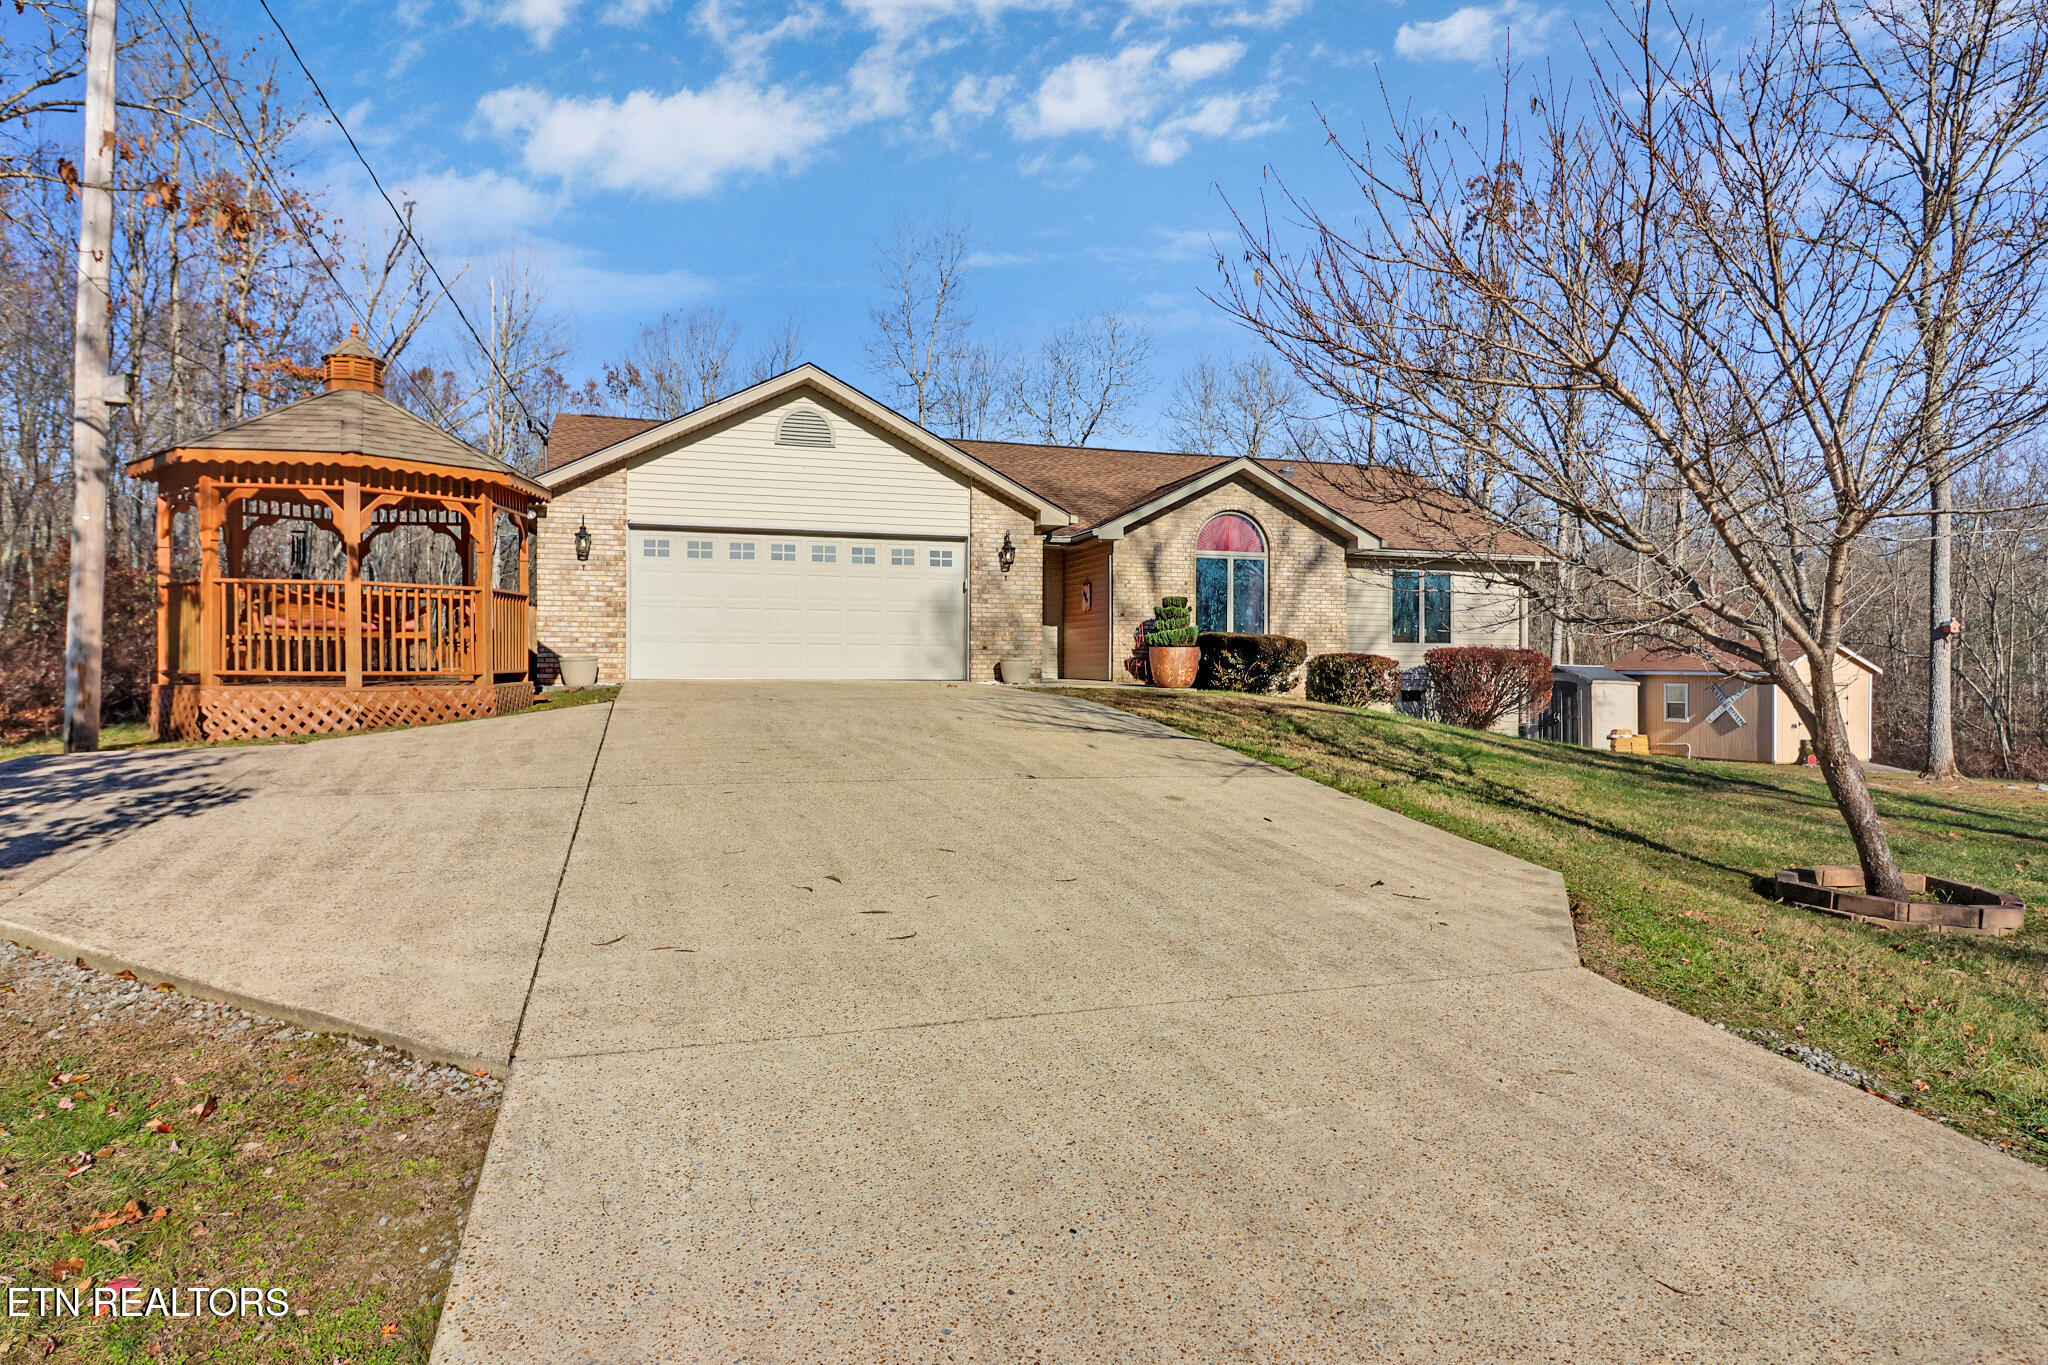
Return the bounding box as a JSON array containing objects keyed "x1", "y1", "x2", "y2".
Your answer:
[
  {"x1": 248, "y1": 0, "x2": 546, "y2": 441},
  {"x1": 150, "y1": 0, "x2": 367, "y2": 338}
]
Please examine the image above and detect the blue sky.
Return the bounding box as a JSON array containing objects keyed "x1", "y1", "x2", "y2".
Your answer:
[{"x1": 257, "y1": 0, "x2": 1577, "y2": 440}]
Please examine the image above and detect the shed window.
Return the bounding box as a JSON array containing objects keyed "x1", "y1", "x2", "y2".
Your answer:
[
  {"x1": 1195, "y1": 513, "x2": 1267, "y2": 634},
  {"x1": 1392, "y1": 571, "x2": 1451, "y2": 644},
  {"x1": 1664, "y1": 683, "x2": 1690, "y2": 721},
  {"x1": 776, "y1": 409, "x2": 834, "y2": 448}
]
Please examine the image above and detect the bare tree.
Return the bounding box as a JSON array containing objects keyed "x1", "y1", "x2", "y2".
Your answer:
[
  {"x1": 865, "y1": 212, "x2": 971, "y2": 427},
  {"x1": 1214, "y1": 4, "x2": 2029, "y2": 898},
  {"x1": 394, "y1": 251, "x2": 574, "y2": 473},
  {"x1": 1166, "y1": 352, "x2": 1308, "y2": 457},
  {"x1": 932, "y1": 338, "x2": 1010, "y2": 439},
  {"x1": 602, "y1": 305, "x2": 739, "y2": 417},
  {"x1": 744, "y1": 312, "x2": 808, "y2": 386},
  {"x1": 1007, "y1": 308, "x2": 1154, "y2": 446},
  {"x1": 348, "y1": 199, "x2": 453, "y2": 367},
  {"x1": 1821, "y1": 0, "x2": 2048, "y2": 779}
]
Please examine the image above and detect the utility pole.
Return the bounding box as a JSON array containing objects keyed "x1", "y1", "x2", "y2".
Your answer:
[{"x1": 63, "y1": 0, "x2": 119, "y2": 753}]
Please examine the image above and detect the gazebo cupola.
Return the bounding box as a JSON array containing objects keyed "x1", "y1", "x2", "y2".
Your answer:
[{"x1": 125, "y1": 328, "x2": 550, "y2": 740}]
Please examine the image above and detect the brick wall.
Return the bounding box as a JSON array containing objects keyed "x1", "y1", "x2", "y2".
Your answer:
[
  {"x1": 968, "y1": 487, "x2": 1045, "y2": 681},
  {"x1": 534, "y1": 470, "x2": 628, "y2": 684},
  {"x1": 1111, "y1": 479, "x2": 1348, "y2": 686}
]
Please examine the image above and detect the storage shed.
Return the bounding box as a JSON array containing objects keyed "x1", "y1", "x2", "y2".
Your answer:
[
  {"x1": 1611, "y1": 643, "x2": 1879, "y2": 763},
  {"x1": 1531, "y1": 664, "x2": 1642, "y2": 748}
]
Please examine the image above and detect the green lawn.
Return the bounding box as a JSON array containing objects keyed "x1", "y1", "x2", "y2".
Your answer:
[
  {"x1": 0, "y1": 686, "x2": 619, "y2": 766},
  {"x1": 1056, "y1": 687, "x2": 2048, "y2": 1162},
  {"x1": 0, "y1": 950, "x2": 499, "y2": 1363}
]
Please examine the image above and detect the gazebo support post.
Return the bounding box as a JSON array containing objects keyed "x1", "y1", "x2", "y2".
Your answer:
[
  {"x1": 343, "y1": 479, "x2": 364, "y2": 690},
  {"x1": 154, "y1": 490, "x2": 172, "y2": 691},
  {"x1": 474, "y1": 496, "x2": 495, "y2": 686},
  {"x1": 196, "y1": 479, "x2": 221, "y2": 689}
]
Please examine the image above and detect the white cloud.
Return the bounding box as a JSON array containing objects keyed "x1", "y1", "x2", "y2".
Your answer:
[
  {"x1": 841, "y1": 0, "x2": 1070, "y2": 38},
  {"x1": 396, "y1": 168, "x2": 562, "y2": 246},
  {"x1": 1122, "y1": 0, "x2": 1309, "y2": 25},
  {"x1": 469, "y1": 0, "x2": 580, "y2": 47},
  {"x1": 477, "y1": 81, "x2": 835, "y2": 196},
  {"x1": 1394, "y1": 1, "x2": 1559, "y2": 62},
  {"x1": 1165, "y1": 39, "x2": 1245, "y2": 81},
  {"x1": 604, "y1": 0, "x2": 671, "y2": 21},
  {"x1": 849, "y1": 41, "x2": 919, "y2": 119},
  {"x1": 1009, "y1": 39, "x2": 1271, "y2": 163},
  {"x1": 931, "y1": 72, "x2": 1015, "y2": 138},
  {"x1": 692, "y1": 0, "x2": 828, "y2": 74},
  {"x1": 1017, "y1": 149, "x2": 1096, "y2": 186}
]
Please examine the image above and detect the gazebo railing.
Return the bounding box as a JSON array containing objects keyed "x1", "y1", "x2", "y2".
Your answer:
[
  {"x1": 362, "y1": 583, "x2": 478, "y2": 677},
  {"x1": 489, "y1": 589, "x2": 531, "y2": 676},
  {"x1": 221, "y1": 579, "x2": 348, "y2": 676},
  {"x1": 194, "y1": 577, "x2": 507, "y2": 680}
]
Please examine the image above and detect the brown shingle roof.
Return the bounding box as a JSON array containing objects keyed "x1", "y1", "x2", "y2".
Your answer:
[
  {"x1": 1612, "y1": 642, "x2": 1881, "y2": 675},
  {"x1": 538, "y1": 413, "x2": 1545, "y2": 559},
  {"x1": 547, "y1": 414, "x2": 664, "y2": 470},
  {"x1": 956, "y1": 441, "x2": 1547, "y2": 557},
  {"x1": 161, "y1": 388, "x2": 517, "y2": 479}
]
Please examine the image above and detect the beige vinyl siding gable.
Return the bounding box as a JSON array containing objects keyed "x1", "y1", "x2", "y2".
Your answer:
[
  {"x1": 625, "y1": 393, "x2": 970, "y2": 535},
  {"x1": 1345, "y1": 561, "x2": 1527, "y2": 667}
]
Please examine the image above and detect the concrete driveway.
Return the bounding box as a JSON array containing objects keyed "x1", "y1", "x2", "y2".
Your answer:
[
  {"x1": 5, "y1": 683, "x2": 2044, "y2": 1361},
  {"x1": 437, "y1": 683, "x2": 2044, "y2": 1363},
  {"x1": 0, "y1": 703, "x2": 606, "y2": 1069}
]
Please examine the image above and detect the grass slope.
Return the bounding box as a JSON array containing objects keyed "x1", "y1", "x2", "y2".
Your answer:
[
  {"x1": 1057, "y1": 688, "x2": 2048, "y2": 1163},
  {"x1": 0, "y1": 949, "x2": 499, "y2": 1363}
]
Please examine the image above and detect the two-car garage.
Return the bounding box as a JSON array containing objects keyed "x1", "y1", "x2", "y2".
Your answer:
[
  {"x1": 626, "y1": 529, "x2": 966, "y2": 681},
  {"x1": 537, "y1": 368, "x2": 1066, "y2": 685}
]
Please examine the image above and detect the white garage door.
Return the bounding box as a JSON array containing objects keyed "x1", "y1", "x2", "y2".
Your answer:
[{"x1": 628, "y1": 530, "x2": 967, "y2": 680}]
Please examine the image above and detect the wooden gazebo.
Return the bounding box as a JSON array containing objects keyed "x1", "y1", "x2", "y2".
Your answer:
[{"x1": 126, "y1": 329, "x2": 550, "y2": 741}]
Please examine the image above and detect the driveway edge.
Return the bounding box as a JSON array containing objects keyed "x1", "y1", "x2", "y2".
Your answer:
[{"x1": 0, "y1": 918, "x2": 507, "y2": 1076}]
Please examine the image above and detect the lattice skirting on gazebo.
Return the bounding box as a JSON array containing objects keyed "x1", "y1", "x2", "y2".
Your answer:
[{"x1": 152, "y1": 680, "x2": 535, "y2": 741}]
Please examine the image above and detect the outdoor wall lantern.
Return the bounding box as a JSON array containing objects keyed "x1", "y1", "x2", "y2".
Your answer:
[
  {"x1": 998, "y1": 530, "x2": 1016, "y2": 573},
  {"x1": 574, "y1": 517, "x2": 592, "y2": 562}
]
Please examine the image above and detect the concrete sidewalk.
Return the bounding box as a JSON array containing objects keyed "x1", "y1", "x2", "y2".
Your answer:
[
  {"x1": 433, "y1": 684, "x2": 2048, "y2": 1363},
  {"x1": 0, "y1": 703, "x2": 608, "y2": 1070}
]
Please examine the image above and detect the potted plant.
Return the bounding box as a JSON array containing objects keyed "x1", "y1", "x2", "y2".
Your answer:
[{"x1": 1145, "y1": 595, "x2": 1200, "y2": 688}]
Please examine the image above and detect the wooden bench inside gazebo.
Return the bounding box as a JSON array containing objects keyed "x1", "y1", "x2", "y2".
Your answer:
[{"x1": 127, "y1": 329, "x2": 551, "y2": 741}]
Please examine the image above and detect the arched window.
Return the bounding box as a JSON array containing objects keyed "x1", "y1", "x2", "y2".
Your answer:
[{"x1": 1195, "y1": 513, "x2": 1267, "y2": 634}]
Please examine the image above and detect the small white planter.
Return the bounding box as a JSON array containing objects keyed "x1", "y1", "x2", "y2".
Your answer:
[
  {"x1": 997, "y1": 657, "x2": 1037, "y2": 684},
  {"x1": 557, "y1": 656, "x2": 599, "y2": 688}
]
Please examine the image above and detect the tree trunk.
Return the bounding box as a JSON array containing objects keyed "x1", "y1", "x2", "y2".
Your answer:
[
  {"x1": 1808, "y1": 672, "x2": 1907, "y2": 898},
  {"x1": 1924, "y1": 471, "x2": 1961, "y2": 778}
]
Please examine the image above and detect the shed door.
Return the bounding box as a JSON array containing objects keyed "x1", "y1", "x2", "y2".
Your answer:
[{"x1": 628, "y1": 530, "x2": 965, "y2": 680}]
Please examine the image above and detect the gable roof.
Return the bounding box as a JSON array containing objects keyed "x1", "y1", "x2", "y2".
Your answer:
[
  {"x1": 539, "y1": 378, "x2": 1544, "y2": 559},
  {"x1": 538, "y1": 365, "x2": 1070, "y2": 528},
  {"x1": 1611, "y1": 642, "x2": 1883, "y2": 677},
  {"x1": 957, "y1": 440, "x2": 1548, "y2": 559},
  {"x1": 133, "y1": 386, "x2": 544, "y2": 496}
]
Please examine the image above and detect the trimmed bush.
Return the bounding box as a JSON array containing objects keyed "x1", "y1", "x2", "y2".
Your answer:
[
  {"x1": 1422, "y1": 646, "x2": 1554, "y2": 729},
  {"x1": 1306, "y1": 652, "x2": 1401, "y2": 708},
  {"x1": 1144, "y1": 594, "x2": 1197, "y2": 648},
  {"x1": 1196, "y1": 632, "x2": 1308, "y2": 694}
]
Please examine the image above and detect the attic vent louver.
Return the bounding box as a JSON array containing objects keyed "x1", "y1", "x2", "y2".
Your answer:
[{"x1": 776, "y1": 408, "x2": 834, "y2": 448}]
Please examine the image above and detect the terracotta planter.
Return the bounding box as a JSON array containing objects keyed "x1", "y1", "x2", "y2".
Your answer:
[{"x1": 1148, "y1": 645, "x2": 1200, "y2": 689}]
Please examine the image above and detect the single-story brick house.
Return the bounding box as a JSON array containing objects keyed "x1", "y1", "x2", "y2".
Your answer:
[
  {"x1": 532, "y1": 365, "x2": 1548, "y2": 684},
  {"x1": 1611, "y1": 642, "x2": 1880, "y2": 763}
]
